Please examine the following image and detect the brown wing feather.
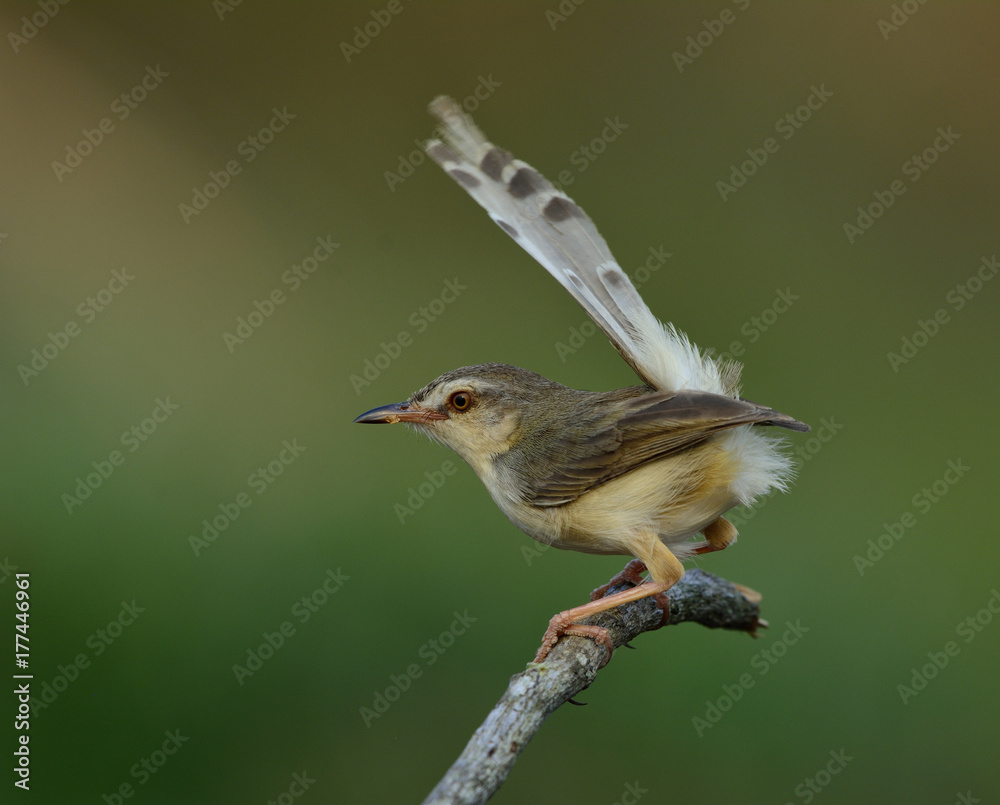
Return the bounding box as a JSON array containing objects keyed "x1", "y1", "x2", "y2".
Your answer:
[{"x1": 527, "y1": 390, "x2": 807, "y2": 507}]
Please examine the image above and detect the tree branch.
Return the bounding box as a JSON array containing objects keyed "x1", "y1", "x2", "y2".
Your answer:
[{"x1": 422, "y1": 567, "x2": 764, "y2": 805}]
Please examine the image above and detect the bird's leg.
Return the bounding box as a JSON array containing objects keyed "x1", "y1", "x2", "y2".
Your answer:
[
  {"x1": 590, "y1": 558, "x2": 648, "y2": 601},
  {"x1": 534, "y1": 537, "x2": 684, "y2": 665},
  {"x1": 687, "y1": 517, "x2": 768, "y2": 627},
  {"x1": 692, "y1": 516, "x2": 738, "y2": 555}
]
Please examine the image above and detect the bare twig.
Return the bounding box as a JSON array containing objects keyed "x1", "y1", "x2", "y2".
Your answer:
[{"x1": 422, "y1": 567, "x2": 764, "y2": 805}]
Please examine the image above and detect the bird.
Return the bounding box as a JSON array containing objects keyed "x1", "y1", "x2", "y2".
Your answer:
[{"x1": 355, "y1": 96, "x2": 809, "y2": 664}]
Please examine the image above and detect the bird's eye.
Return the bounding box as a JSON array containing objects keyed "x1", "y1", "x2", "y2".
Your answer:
[{"x1": 449, "y1": 391, "x2": 473, "y2": 411}]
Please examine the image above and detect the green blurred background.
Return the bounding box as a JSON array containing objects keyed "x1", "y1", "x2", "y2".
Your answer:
[{"x1": 3, "y1": 2, "x2": 998, "y2": 803}]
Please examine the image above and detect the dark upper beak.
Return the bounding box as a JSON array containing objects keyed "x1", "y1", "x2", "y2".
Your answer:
[{"x1": 353, "y1": 401, "x2": 448, "y2": 425}]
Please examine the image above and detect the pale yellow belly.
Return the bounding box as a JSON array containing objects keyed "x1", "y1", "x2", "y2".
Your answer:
[{"x1": 499, "y1": 438, "x2": 740, "y2": 558}]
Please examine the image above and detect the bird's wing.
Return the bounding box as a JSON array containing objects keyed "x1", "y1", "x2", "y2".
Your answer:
[
  {"x1": 521, "y1": 389, "x2": 809, "y2": 507},
  {"x1": 425, "y1": 96, "x2": 734, "y2": 396}
]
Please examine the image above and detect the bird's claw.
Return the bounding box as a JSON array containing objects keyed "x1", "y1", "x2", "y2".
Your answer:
[
  {"x1": 534, "y1": 616, "x2": 614, "y2": 667},
  {"x1": 652, "y1": 591, "x2": 671, "y2": 628}
]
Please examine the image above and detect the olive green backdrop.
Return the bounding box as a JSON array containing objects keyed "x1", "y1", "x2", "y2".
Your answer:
[{"x1": 3, "y1": 2, "x2": 998, "y2": 803}]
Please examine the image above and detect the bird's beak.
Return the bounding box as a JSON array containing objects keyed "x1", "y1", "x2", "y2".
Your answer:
[{"x1": 353, "y1": 401, "x2": 448, "y2": 425}]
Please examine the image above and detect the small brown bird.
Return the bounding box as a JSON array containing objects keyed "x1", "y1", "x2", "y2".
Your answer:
[{"x1": 356, "y1": 97, "x2": 809, "y2": 664}]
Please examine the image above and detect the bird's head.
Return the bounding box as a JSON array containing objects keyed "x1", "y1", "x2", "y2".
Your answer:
[{"x1": 354, "y1": 363, "x2": 566, "y2": 475}]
